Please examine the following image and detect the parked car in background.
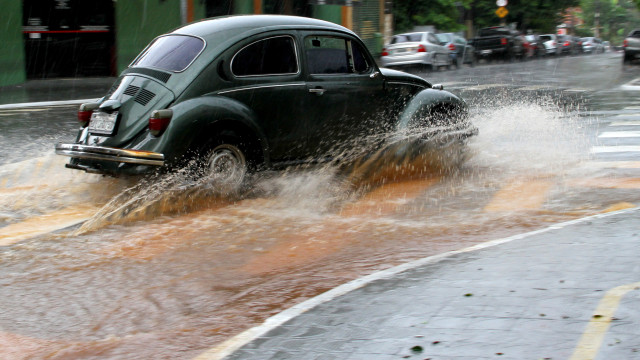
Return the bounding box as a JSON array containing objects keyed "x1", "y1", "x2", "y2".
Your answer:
[
  {"x1": 556, "y1": 35, "x2": 578, "y2": 55},
  {"x1": 436, "y1": 32, "x2": 475, "y2": 68},
  {"x1": 582, "y1": 37, "x2": 604, "y2": 54},
  {"x1": 55, "y1": 15, "x2": 476, "y2": 186},
  {"x1": 471, "y1": 26, "x2": 525, "y2": 61},
  {"x1": 539, "y1": 34, "x2": 558, "y2": 55},
  {"x1": 602, "y1": 41, "x2": 610, "y2": 51},
  {"x1": 624, "y1": 29, "x2": 640, "y2": 64},
  {"x1": 381, "y1": 32, "x2": 452, "y2": 69},
  {"x1": 572, "y1": 36, "x2": 584, "y2": 55},
  {"x1": 524, "y1": 34, "x2": 547, "y2": 57}
]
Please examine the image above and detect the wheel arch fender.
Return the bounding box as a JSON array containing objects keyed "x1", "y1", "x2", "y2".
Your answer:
[
  {"x1": 397, "y1": 88, "x2": 469, "y2": 131},
  {"x1": 155, "y1": 96, "x2": 270, "y2": 167}
]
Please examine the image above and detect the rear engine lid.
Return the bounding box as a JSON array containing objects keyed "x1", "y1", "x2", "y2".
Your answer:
[{"x1": 90, "y1": 75, "x2": 175, "y2": 147}]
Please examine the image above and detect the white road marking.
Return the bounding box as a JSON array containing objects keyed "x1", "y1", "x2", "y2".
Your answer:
[
  {"x1": 599, "y1": 131, "x2": 640, "y2": 138},
  {"x1": 193, "y1": 209, "x2": 639, "y2": 360},
  {"x1": 591, "y1": 146, "x2": 640, "y2": 153},
  {"x1": 610, "y1": 121, "x2": 640, "y2": 126}
]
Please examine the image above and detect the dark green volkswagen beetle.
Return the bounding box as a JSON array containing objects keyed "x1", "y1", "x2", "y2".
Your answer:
[{"x1": 55, "y1": 15, "x2": 476, "y2": 185}]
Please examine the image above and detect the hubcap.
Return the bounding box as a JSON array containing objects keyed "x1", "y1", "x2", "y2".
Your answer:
[{"x1": 206, "y1": 144, "x2": 246, "y2": 185}]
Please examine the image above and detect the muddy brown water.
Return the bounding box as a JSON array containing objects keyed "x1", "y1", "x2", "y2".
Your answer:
[{"x1": 1, "y1": 97, "x2": 639, "y2": 359}]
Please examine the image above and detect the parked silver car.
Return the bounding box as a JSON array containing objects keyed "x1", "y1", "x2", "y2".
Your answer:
[
  {"x1": 380, "y1": 32, "x2": 452, "y2": 69},
  {"x1": 581, "y1": 37, "x2": 605, "y2": 54},
  {"x1": 539, "y1": 34, "x2": 558, "y2": 55},
  {"x1": 436, "y1": 32, "x2": 475, "y2": 67}
]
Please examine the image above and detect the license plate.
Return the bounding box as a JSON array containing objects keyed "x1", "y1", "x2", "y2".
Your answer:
[
  {"x1": 89, "y1": 111, "x2": 118, "y2": 135},
  {"x1": 481, "y1": 50, "x2": 492, "y2": 55}
]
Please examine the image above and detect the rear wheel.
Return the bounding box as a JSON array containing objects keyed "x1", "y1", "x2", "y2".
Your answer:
[
  {"x1": 190, "y1": 136, "x2": 250, "y2": 192},
  {"x1": 204, "y1": 143, "x2": 246, "y2": 184}
]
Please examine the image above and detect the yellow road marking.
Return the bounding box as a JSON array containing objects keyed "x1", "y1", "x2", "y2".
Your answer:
[
  {"x1": 570, "y1": 282, "x2": 640, "y2": 360},
  {"x1": 0, "y1": 205, "x2": 97, "y2": 246},
  {"x1": 484, "y1": 178, "x2": 553, "y2": 212}
]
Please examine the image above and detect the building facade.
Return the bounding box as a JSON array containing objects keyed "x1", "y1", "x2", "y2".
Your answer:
[{"x1": 0, "y1": 0, "x2": 390, "y2": 87}]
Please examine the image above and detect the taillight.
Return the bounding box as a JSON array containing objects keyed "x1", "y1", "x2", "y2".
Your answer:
[
  {"x1": 78, "y1": 102, "x2": 99, "y2": 127},
  {"x1": 149, "y1": 109, "x2": 173, "y2": 137},
  {"x1": 448, "y1": 43, "x2": 455, "y2": 51},
  {"x1": 501, "y1": 37, "x2": 507, "y2": 45},
  {"x1": 381, "y1": 48, "x2": 389, "y2": 56},
  {"x1": 418, "y1": 44, "x2": 427, "y2": 53},
  {"x1": 624, "y1": 39, "x2": 628, "y2": 47},
  {"x1": 552, "y1": 41, "x2": 556, "y2": 46},
  {"x1": 564, "y1": 41, "x2": 570, "y2": 46}
]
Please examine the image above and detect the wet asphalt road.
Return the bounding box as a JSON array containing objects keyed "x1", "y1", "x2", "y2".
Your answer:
[{"x1": 0, "y1": 51, "x2": 639, "y2": 359}]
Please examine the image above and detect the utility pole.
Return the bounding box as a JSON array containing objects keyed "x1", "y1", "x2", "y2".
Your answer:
[{"x1": 594, "y1": 0, "x2": 601, "y2": 38}]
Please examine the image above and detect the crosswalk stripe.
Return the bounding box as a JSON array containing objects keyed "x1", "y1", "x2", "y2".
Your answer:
[
  {"x1": 599, "y1": 131, "x2": 640, "y2": 138},
  {"x1": 610, "y1": 121, "x2": 640, "y2": 126},
  {"x1": 591, "y1": 146, "x2": 640, "y2": 153},
  {"x1": 581, "y1": 161, "x2": 640, "y2": 169}
]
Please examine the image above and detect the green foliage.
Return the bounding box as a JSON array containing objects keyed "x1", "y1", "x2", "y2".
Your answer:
[
  {"x1": 471, "y1": 0, "x2": 580, "y2": 33},
  {"x1": 579, "y1": 0, "x2": 640, "y2": 44},
  {"x1": 393, "y1": 0, "x2": 472, "y2": 33}
]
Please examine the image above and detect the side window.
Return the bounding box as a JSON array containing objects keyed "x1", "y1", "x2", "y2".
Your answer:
[
  {"x1": 305, "y1": 36, "x2": 349, "y2": 74},
  {"x1": 350, "y1": 41, "x2": 370, "y2": 73},
  {"x1": 305, "y1": 35, "x2": 371, "y2": 74},
  {"x1": 231, "y1": 36, "x2": 298, "y2": 77}
]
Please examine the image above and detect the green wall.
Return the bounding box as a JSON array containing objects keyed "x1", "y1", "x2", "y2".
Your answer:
[
  {"x1": 312, "y1": 5, "x2": 342, "y2": 25},
  {"x1": 0, "y1": 0, "x2": 26, "y2": 87},
  {"x1": 116, "y1": 0, "x2": 206, "y2": 73}
]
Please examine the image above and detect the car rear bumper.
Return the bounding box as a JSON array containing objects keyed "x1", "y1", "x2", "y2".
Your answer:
[
  {"x1": 380, "y1": 53, "x2": 433, "y2": 67},
  {"x1": 55, "y1": 143, "x2": 165, "y2": 166}
]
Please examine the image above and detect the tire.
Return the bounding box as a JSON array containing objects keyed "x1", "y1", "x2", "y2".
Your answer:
[
  {"x1": 623, "y1": 53, "x2": 632, "y2": 65},
  {"x1": 191, "y1": 137, "x2": 249, "y2": 192},
  {"x1": 467, "y1": 54, "x2": 476, "y2": 67}
]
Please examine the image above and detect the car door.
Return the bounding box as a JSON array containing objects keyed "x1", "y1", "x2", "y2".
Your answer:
[
  {"x1": 301, "y1": 32, "x2": 387, "y2": 158},
  {"x1": 221, "y1": 34, "x2": 308, "y2": 161},
  {"x1": 427, "y1": 32, "x2": 446, "y2": 65}
]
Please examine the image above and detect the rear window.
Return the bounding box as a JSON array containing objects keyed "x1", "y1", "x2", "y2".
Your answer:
[
  {"x1": 132, "y1": 35, "x2": 204, "y2": 72},
  {"x1": 436, "y1": 34, "x2": 450, "y2": 43},
  {"x1": 539, "y1": 35, "x2": 553, "y2": 42},
  {"x1": 630, "y1": 30, "x2": 640, "y2": 38},
  {"x1": 391, "y1": 33, "x2": 423, "y2": 44}
]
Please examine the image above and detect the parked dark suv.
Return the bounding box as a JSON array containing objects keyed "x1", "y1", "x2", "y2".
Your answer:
[{"x1": 623, "y1": 29, "x2": 640, "y2": 64}]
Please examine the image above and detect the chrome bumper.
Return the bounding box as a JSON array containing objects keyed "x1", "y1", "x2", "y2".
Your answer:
[{"x1": 55, "y1": 143, "x2": 165, "y2": 166}]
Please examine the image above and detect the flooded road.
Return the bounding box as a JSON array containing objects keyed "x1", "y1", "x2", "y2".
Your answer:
[{"x1": 1, "y1": 53, "x2": 640, "y2": 359}]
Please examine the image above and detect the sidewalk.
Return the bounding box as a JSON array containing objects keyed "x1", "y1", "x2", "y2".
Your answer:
[
  {"x1": 198, "y1": 207, "x2": 640, "y2": 360},
  {"x1": 0, "y1": 77, "x2": 115, "y2": 107}
]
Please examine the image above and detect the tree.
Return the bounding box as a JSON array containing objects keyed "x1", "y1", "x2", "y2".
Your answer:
[
  {"x1": 579, "y1": 0, "x2": 640, "y2": 43},
  {"x1": 393, "y1": 0, "x2": 472, "y2": 33},
  {"x1": 470, "y1": 0, "x2": 580, "y2": 34},
  {"x1": 392, "y1": 0, "x2": 581, "y2": 36}
]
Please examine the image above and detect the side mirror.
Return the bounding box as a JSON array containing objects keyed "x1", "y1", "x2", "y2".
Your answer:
[{"x1": 432, "y1": 84, "x2": 444, "y2": 90}]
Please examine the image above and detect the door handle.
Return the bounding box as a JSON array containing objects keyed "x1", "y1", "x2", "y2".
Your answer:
[{"x1": 309, "y1": 87, "x2": 325, "y2": 96}]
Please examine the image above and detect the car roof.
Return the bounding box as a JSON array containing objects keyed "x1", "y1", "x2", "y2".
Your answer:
[{"x1": 173, "y1": 15, "x2": 353, "y2": 39}]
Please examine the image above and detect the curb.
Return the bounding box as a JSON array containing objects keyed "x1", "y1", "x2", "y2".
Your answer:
[{"x1": 193, "y1": 206, "x2": 640, "y2": 360}]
